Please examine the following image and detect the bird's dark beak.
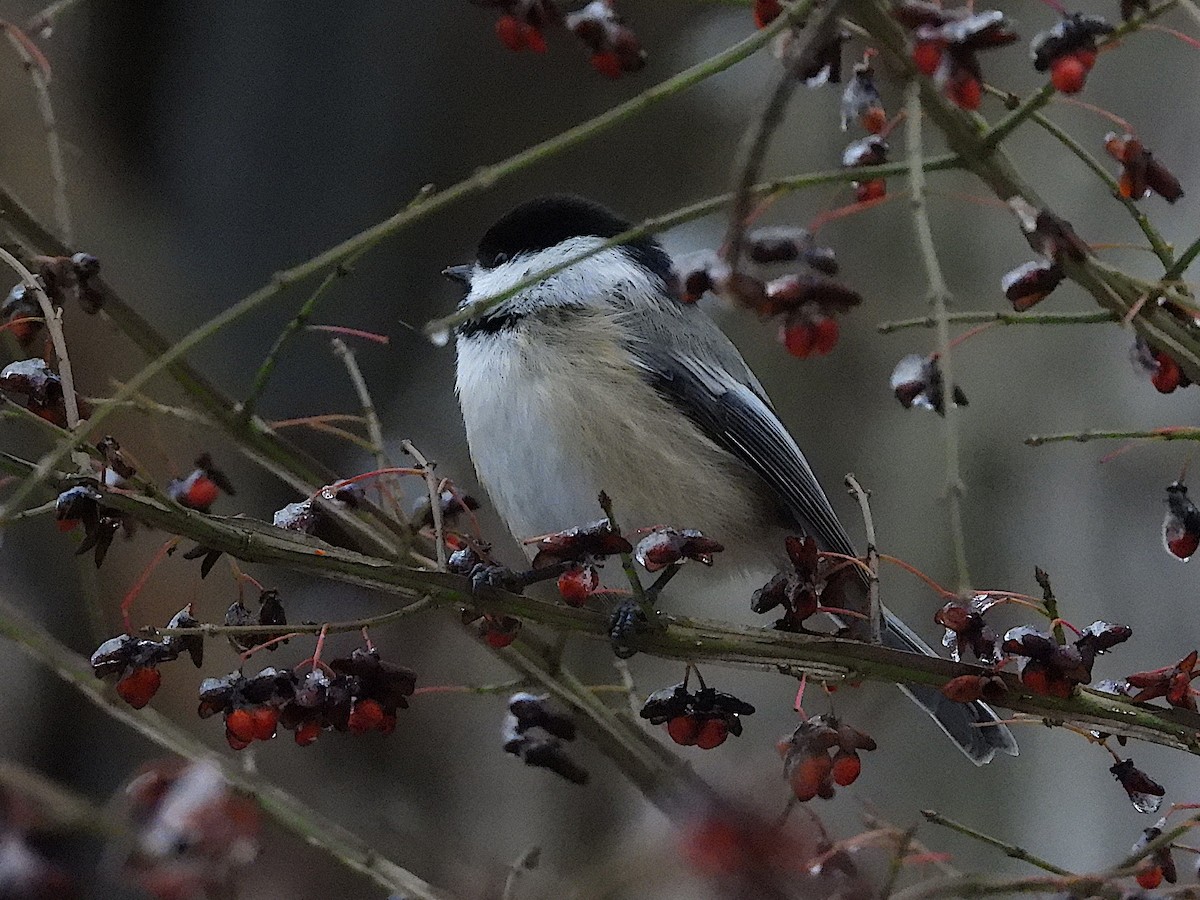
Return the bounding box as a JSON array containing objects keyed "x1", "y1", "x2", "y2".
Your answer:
[{"x1": 442, "y1": 264, "x2": 473, "y2": 285}]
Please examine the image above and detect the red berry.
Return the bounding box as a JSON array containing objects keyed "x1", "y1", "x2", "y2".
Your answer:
[
  {"x1": 831, "y1": 749, "x2": 862, "y2": 786},
  {"x1": 695, "y1": 718, "x2": 729, "y2": 750},
  {"x1": 225, "y1": 708, "x2": 256, "y2": 744},
  {"x1": 1136, "y1": 864, "x2": 1164, "y2": 890},
  {"x1": 348, "y1": 698, "x2": 385, "y2": 735},
  {"x1": 496, "y1": 15, "x2": 525, "y2": 52},
  {"x1": 781, "y1": 323, "x2": 814, "y2": 358},
  {"x1": 226, "y1": 732, "x2": 252, "y2": 751},
  {"x1": 116, "y1": 667, "x2": 161, "y2": 709},
  {"x1": 1168, "y1": 532, "x2": 1200, "y2": 560},
  {"x1": 524, "y1": 24, "x2": 547, "y2": 54},
  {"x1": 294, "y1": 720, "x2": 321, "y2": 747},
  {"x1": 182, "y1": 476, "x2": 220, "y2": 511},
  {"x1": 1050, "y1": 55, "x2": 1087, "y2": 94},
  {"x1": 947, "y1": 73, "x2": 981, "y2": 110},
  {"x1": 1151, "y1": 352, "x2": 1183, "y2": 393},
  {"x1": 860, "y1": 106, "x2": 888, "y2": 135},
  {"x1": 557, "y1": 565, "x2": 600, "y2": 606},
  {"x1": 753, "y1": 0, "x2": 784, "y2": 28},
  {"x1": 912, "y1": 40, "x2": 943, "y2": 76},
  {"x1": 590, "y1": 51, "x2": 623, "y2": 79},
  {"x1": 854, "y1": 179, "x2": 887, "y2": 202},
  {"x1": 485, "y1": 627, "x2": 517, "y2": 648},
  {"x1": 667, "y1": 715, "x2": 701, "y2": 746},
  {"x1": 250, "y1": 706, "x2": 278, "y2": 741},
  {"x1": 788, "y1": 752, "x2": 833, "y2": 802},
  {"x1": 379, "y1": 713, "x2": 397, "y2": 735},
  {"x1": 810, "y1": 317, "x2": 839, "y2": 356},
  {"x1": 1075, "y1": 47, "x2": 1097, "y2": 71}
]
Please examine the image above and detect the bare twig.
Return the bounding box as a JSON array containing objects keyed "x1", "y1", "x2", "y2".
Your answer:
[
  {"x1": 1025, "y1": 427, "x2": 1200, "y2": 447},
  {"x1": 920, "y1": 810, "x2": 1075, "y2": 877},
  {"x1": 402, "y1": 439, "x2": 445, "y2": 570},
  {"x1": 844, "y1": 473, "x2": 880, "y2": 644},
  {"x1": 903, "y1": 82, "x2": 971, "y2": 592},
  {"x1": 878, "y1": 310, "x2": 1118, "y2": 333},
  {"x1": 501, "y1": 846, "x2": 541, "y2": 900}
]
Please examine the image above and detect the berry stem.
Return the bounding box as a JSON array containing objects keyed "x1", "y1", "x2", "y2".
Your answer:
[{"x1": 120, "y1": 536, "x2": 181, "y2": 634}]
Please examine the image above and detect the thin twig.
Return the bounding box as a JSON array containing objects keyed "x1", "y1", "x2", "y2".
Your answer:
[
  {"x1": 402, "y1": 440, "x2": 446, "y2": 570},
  {"x1": 1025, "y1": 427, "x2": 1200, "y2": 447},
  {"x1": 500, "y1": 846, "x2": 541, "y2": 900},
  {"x1": 879, "y1": 825, "x2": 919, "y2": 899},
  {"x1": 0, "y1": 247, "x2": 84, "y2": 447},
  {"x1": 2, "y1": 22, "x2": 72, "y2": 242},
  {"x1": 920, "y1": 810, "x2": 1075, "y2": 877},
  {"x1": 878, "y1": 310, "x2": 1117, "y2": 333},
  {"x1": 903, "y1": 82, "x2": 971, "y2": 592},
  {"x1": 1165, "y1": 233, "x2": 1200, "y2": 282},
  {"x1": 844, "y1": 473, "x2": 880, "y2": 645}
]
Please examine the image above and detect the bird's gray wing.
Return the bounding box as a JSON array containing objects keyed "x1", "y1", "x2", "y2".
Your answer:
[{"x1": 626, "y1": 340, "x2": 857, "y2": 559}]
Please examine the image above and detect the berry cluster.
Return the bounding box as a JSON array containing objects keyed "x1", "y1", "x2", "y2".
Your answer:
[
  {"x1": 1001, "y1": 621, "x2": 1131, "y2": 698},
  {"x1": 1031, "y1": 13, "x2": 1113, "y2": 95},
  {"x1": 475, "y1": 0, "x2": 644, "y2": 79},
  {"x1": 90, "y1": 606, "x2": 203, "y2": 709},
  {"x1": 678, "y1": 232, "x2": 861, "y2": 360},
  {"x1": 893, "y1": 3, "x2": 1017, "y2": 110},
  {"x1": 1131, "y1": 818, "x2": 1177, "y2": 889},
  {"x1": 1132, "y1": 335, "x2": 1193, "y2": 394},
  {"x1": 199, "y1": 649, "x2": 415, "y2": 749},
  {"x1": 842, "y1": 134, "x2": 889, "y2": 203},
  {"x1": 54, "y1": 483, "x2": 130, "y2": 567},
  {"x1": 640, "y1": 679, "x2": 755, "y2": 750},
  {"x1": 778, "y1": 715, "x2": 876, "y2": 802},
  {"x1": 1, "y1": 251, "x2": 102, "y2": 348},
  {"x1": 1001, "y1": 260, "x2": 1064, "y2": 312},
  {"x1": 503, "y1": 692, "x2": 588, "y2": 784},
  {"x1": 751, "y1": 535, "x2": 822, "y2": 631},
  {"x1": 1105, "y1": 133, "x2": 1184, "y2": 204},
  {"x1": 1122, "y1": 649, "x2": 1200, "y2": 711},
  {"x1": 167, "y1": 453, "x2": 235, "y2": 513},
  {"x1": 0, "y1": 357, "x2": 85, "y2": 428},
  {"x1": 633, "y1": 527, "x2": 724, "y2": 572}
]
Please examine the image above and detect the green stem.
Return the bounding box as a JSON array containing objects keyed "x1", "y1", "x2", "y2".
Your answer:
[
  {"x1": 1165, "y1": 233, "x2": 1200, "y2": 281},
  {"x1": 878, "y1": 310, "x2": 1118, "y2": 333},
  {"x1": 905, "y1": 82, "x2": 972, "y2": 593},
  {"x1": 920, "y1": 810, "x2": 1075, "y2": 877},
  {"x1": 1025, "y1": 427, "x2": 1200, "y2": 447}
]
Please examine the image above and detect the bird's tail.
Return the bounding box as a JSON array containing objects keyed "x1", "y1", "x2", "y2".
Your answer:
[{"x1": 882, "y1": 610, "x2": 1018, "y2": 765}]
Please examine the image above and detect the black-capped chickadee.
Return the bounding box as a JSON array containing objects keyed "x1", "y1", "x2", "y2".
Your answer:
[{"x1": 447, "y1": 195, "x2": 1017, "y2": 764}]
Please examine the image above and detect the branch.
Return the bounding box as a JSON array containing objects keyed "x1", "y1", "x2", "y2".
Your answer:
[
  {"x1": 7, "y1": 455, "x2": 1197, "y2": 756},
  {"x1": 920, "y1": 810, "x2": 1075, "y2": 877},
  {"x1": 848, "y1": 0, "x2": 1200, "y2": 386}
]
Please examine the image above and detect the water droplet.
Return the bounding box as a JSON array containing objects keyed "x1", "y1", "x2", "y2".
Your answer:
[
  {"x1": 1131, "y1": 791, "x2": 1163, "y2": 815},
  {"x1": 428, "y1": 328, "x2": 450, "y2": 348}
]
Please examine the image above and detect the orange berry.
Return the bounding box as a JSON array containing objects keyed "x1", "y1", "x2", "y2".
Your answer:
[
  {"x1": 348, "y1": 698, "x2": 385, "y2": 735},
  {"x1": 523, "y1": 24, "x2": 547, "y2": 54},
  {"x1": 948, "y1": 73, "x2": 981, "y2": 110},
  {"x1": 831, "y1": 749, "x2": 862, "y2": 786},
  {"x1": 781, "y1": 323, "x2": 814, "y2": 358},
  {"x1": 753, "y1": 0, "x2": 784, "y2": 28},
  {"x1": 854, "y1": 179, "x2": 886, "y2": 202},
  {"x1": 695, "y1": 718, "x2": 729, "y2": 750},
  {"x1": 496, "y1": 15, "x2": 525, "y2": 52},
  {"x1": 1136, "y1": 864, "x2": 1164, "y2": 890},
  {"x1": 225, "y1": 708, "x2": 256, "y2": 744},
  {"x1": 788, "y1": 752, "x2": 833, "y2": 802},
  {"x1": 590, "y1": 51, "x2": 623, "y2": 79},
  {"x1": 116, "y1": 667, "x2": 161, "y2": 709},
  {"x1": 1050, "y1": 55, "x2": 1087, "y2": 94},
  {"x1": 250, "y1": 706, "x2": 278, "y2": 741},
  {"x1": 913, "y1": 40, "x2": 943, "y2": 76},
  {"x1": 182, "y1": 476, "x2": 220, "y2": 511},
  {"x1": 557, "y1": 566, "x2": 599, "y2": 607},
  {"x1": 1152, "y1": 352, "x2": 1183, "y2": 394},
  {"x1": 294, "y1": 720, "x2": 321, "y2": 747},
  {"x1": 667, "y1": 715, "x2": 701, "y2": 746},
  {"x1": 810, "y1": 317, "x2": 839, "y2": 356},
  {"x1": 860, "y1": 106, "x2": 888, "y2": 135}
]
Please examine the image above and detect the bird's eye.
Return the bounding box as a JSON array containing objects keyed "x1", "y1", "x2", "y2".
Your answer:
[{"x1": 491, "y1": 252, "x2": 509, "y2": 267}]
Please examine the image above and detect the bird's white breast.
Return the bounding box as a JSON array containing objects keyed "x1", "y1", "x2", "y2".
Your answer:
[{"x1": 455, "y1": 313, "x2": 779, "y2": 574}]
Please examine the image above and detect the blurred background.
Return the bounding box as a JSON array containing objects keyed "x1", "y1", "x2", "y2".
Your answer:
[{"x1": 1, "y1": 0, "x2": 1199, "y2": 896}]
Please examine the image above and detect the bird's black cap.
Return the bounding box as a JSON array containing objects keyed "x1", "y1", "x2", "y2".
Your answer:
[{"x1": 475, "y1": 195, "x2": 674, "y2": 286}]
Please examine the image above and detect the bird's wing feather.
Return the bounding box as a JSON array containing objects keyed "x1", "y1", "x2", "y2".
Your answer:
[{"x1": 628, "y1": 343, "x2": 856, "y2": 558}]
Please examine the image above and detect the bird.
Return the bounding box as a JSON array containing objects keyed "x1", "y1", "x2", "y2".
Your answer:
[{"x1": 447, "y1": 194, "x2": 1017, "y2": 764}]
